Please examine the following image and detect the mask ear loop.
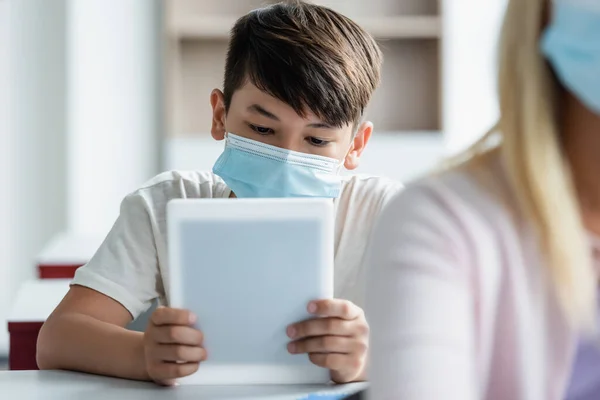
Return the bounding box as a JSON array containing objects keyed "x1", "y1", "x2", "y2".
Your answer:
[{"x1": 337, "y1": 141, "x2": 356, "y2": 173}]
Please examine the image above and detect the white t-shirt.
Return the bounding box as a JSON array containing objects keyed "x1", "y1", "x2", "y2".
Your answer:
[{"x1": 71, "y1": 170, "x2": 402, "y2": 319}]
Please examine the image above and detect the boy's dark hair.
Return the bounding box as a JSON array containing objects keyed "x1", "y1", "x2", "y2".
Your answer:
[{"x1": 223, "y1": 0, "x2": 383, "y2": 128}]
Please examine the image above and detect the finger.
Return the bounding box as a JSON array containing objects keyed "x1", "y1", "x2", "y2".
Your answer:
[
  {"x1": 150, "y1": 361, "x2": 200, "y2": 382},
  {"x1": 308, "y1": 299, "x2": 363, "y2": 320},
  {"x1": 152, "y1": 325, "x2": 204, "y2": 346},
  {"x1": 288, "y1": 335, "x2": 361, "y2": 355},
  {"x1": 308, "y1": 352, "x2": 362, "y2": 372},
  {"x1": 287, "y1": 317, "x2": 353, "y2": 340},
  {"x1": 152, "y1": 344, "x2": 207, "y2": 363},
  {"x1": 154, "y1": 378, "x2": 177, "y2": 387},
  {"x1": 151, "y1": 307, "x2": 197, "y2": 326}
]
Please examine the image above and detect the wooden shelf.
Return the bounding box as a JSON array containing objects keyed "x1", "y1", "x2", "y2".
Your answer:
[
  {"x1": 169, "y1": 16, "x2": 236, "y2": 40},
  {"x1": 164, "y1": 0, "x2": 445, "y2": 139},
  {"x1": 169, "y1": 15, "x2": 441, "y2": 40},
  {"x1": 360, "y1": 16, "x2": 441, "y2": 39}
]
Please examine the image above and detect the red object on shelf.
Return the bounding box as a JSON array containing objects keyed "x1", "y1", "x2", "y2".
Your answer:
[
  {"x1": 7, "y1": 322, "x2": 44, "y2": 370},
  {"x1": 7, "y1": 233, "x2": 104, "y2": 370},
  {"x1": 7, "y1": 280, "x2": 71, "y2": 371},
  {"x1": 37, "y1": 263, "x2": 84, "y2": 279}
]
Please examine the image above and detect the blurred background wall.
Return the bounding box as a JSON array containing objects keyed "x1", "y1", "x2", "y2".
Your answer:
[
  {"x1": 442, "y1": 0, "x2": 504, "y2": 153},
  {"x1": 0, "y1": 0, "x2": 506, "y2": 356},
  {"x1": 2, "y1": 0, "x2": 69, "y2": 354},
  {"x1": 0, "y1": 0, "x2": 10, "y2": 354},
  {"x1": 67, "y1": 0, "x2": 162, "y2": 235}
]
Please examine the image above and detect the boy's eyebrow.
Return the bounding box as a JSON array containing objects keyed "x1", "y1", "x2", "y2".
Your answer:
[
  {"x1": 248, "y1": 104, "x2": 334, "y2": 129},
  {"x1": 248, "y1": 104, "x2": 280, "y2": 121},
  {"x1": 307, "y1": 122, "x2": 333, "y2": 129}
]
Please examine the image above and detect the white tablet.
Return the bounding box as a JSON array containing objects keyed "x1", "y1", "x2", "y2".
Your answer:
[{"x1": 167, "y1": 198, "x2": 335, "y2": 385}]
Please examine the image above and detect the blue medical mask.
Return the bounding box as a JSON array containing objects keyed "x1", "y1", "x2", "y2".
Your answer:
[
  {"x1": 541, "y1": 1, "x2": 600, "y2": 114},
  {"x1": 212, "y1": 133, "x2": 344, "y2": 198}
]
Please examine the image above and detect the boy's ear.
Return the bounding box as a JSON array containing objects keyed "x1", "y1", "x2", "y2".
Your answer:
[
  {"x1": 344, "y1": 121, "x2": 373, "y2": 171},
  {"x1": 211, "y1": 89, "x2": 227, "y2": 141}
]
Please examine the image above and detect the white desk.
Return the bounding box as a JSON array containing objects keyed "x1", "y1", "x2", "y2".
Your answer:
[{"x1": 0, "y1": 370, "x2": 367, "y2": 400}]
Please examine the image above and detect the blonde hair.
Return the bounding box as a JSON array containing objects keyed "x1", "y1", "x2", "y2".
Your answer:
[{"x1": 457, "y1": 0, "x2": 596, "y2": 329}]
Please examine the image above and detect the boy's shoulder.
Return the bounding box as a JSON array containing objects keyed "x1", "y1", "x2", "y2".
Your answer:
[
  {"x1": 337, "y1": 174, "x2": 404, "y2": 220},
  {"x1": 127, "y1": 170, "x2": 230, "y2": 206},
  {"x1": 133, "y1": 171, "x2": 403, "y2": 203},
  {"x1": 122, "y1": 171, "x2": 404, "y2": 220},
  {"x1": 340, "y1": 174, "x2": 404, "y2": 204},
  {"x1": 139, "y1": 170, "x2": 225, "y2": 190}
]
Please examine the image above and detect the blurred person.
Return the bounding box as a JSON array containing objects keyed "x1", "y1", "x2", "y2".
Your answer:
[
  {"x1": 366, "y1": 0, "x2": 600, "y2": 398},
  {"x1": 36, "y1": 0, "x2": 401, "y2": 386}
]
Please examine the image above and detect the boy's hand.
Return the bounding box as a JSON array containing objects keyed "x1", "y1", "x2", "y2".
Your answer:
[
  {"x1": 143, "y1": 306, "x2": 206, "y2": 386},
  {"x1": 286, "y1": 299, "x2": 369, "y2": 384}
]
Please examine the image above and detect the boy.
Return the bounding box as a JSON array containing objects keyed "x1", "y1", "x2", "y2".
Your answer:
[{"x1": 36, "y1": 0, "x2": 401, "y2": 385}]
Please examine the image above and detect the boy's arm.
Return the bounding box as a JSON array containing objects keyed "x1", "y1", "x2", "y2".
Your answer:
[
  {"x1": 37, "y1": 189, "x2": 205, "y2": 383},
  {"x1": 36, "y1": 192, "x2": 159, "y2": 379},
  {"x1": 37, "y1": 285, "x2": 150, "y2": 381}
]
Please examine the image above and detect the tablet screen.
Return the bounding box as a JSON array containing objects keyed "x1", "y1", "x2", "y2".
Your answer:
[
  {"x1": 169, "y1": 198, "x2": 334, "y2": 385},
  {"x1": 179, "y1": 218, "x2": 323, "y2": 365}
]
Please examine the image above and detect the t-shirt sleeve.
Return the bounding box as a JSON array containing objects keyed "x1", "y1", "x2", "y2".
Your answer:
[
  {"x1": 71, "y1": 192, "x2": 161, "y2": 320},
  {"x1": 366, "y1": 183, "x2": 477, "y2": 400}
]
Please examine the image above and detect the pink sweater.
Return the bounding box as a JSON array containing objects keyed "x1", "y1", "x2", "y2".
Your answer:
[{"x1": 366, "y1": 153, "x2": 600, "y2": 400}]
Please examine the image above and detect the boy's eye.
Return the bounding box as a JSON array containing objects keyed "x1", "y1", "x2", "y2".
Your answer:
[
  {"x1": 249, "y1": 124, "x2": 274, "y2": 135},
  {"x1": 307, "y1": 137, "x2": 330, "y2": 147}
]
